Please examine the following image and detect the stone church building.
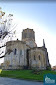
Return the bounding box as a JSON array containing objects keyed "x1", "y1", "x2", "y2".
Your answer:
[{"x1": 3, "y1": 28, "x2": 50, "y2": 69}]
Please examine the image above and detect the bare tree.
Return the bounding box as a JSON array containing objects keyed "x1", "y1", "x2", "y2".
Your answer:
[{"x1": 0, "y1": 7, "x2": 17, "y2": 58}]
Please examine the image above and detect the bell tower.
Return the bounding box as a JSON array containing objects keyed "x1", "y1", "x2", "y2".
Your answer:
[{"x1": 22, "y1": 28, "x2": 37, "y2": 48}]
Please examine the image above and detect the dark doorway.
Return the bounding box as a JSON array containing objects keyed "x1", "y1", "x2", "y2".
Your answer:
[{"x1": 26, "y1": 49, "x2": 29, "y2": 68}]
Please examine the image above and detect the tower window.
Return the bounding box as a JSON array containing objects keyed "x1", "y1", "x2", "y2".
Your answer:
[
  {"x1": 24, "y1": 33, "x2": 27, "y2": 38},
  {"x1": 34, "y1": 55, "x2": 36, "y2": 60},
  {"x1": 14, "y1": 48, "x2": 17, "y2": 55}
]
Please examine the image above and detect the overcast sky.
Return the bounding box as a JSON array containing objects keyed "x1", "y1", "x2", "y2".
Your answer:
[{"x1": 0, "y1": 1, "x2": 56, "y2": 67}]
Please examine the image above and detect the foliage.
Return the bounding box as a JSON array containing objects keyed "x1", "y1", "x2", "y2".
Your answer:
[
  {"x1": 46, "y1": 66, "x2": 51, "y2": 70},
  {"x1": 0, "y1": 69, "x2": 2, "y2": 74}
]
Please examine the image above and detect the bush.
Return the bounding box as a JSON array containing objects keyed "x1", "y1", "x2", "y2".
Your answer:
[{"x1": 46, "y1": 66, "x2": 51, "y2": 70}]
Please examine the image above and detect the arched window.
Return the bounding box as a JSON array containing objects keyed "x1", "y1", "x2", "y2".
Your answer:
[
  {"x1": 14, "y1": 48, "x2": 17, "y2": 55},
  {"x1": 39, "y1": 55, "x2": 40, "y2": 60},
  {"x1": 20, "y1": 50, "x2": 22, "y2": 55},
  {"x1": 34, "y1": 55, "x2": 36, "y2": 60}
]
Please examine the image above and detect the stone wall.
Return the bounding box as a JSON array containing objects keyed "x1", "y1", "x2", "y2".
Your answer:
[
  {"x1": 4, "y1": 40, "x2": 30, "y2": 69},
  {"x1": 28, "y1": 47, "x2": 47, "y2": 69}
]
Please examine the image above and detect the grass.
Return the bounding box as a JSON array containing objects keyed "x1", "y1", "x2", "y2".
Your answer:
[{"x1": 0, "y1": 69, "x2": 56, "y2": 81}]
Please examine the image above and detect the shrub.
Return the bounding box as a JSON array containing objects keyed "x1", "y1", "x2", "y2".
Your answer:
[{"x1": 46, "y1": 66, "x2": 51, "y2": 70}]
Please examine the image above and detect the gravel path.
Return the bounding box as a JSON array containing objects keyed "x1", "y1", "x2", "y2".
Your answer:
[{"x1": 0, "y1": 77, "x2": 43, "y2": 85}]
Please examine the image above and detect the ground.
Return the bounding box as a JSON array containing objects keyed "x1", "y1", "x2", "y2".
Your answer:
[{"x1": 0, "y1": 77, "x2": 43, "y2": 85}]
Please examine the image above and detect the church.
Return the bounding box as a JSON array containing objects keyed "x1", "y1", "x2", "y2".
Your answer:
[{"x1": 3, "y1": 28, "x2": 50, "y2": 69}]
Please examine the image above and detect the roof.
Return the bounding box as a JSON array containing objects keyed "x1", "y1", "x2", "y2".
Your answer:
[
  {"x1": 6, "y1": 40, "x2": 31, "y2": 48},
  {"x1": 28, "y1": 46, "x2": 47, "y2": 51}
]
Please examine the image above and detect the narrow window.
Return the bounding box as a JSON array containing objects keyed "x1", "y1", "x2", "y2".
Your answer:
[
  {"x1": 24, "y1": 33, "x2": 27, "y2": 38},
  {"x1": 39, "y1": 55, "x2": 40, "y2": 60},
  {"x1": 14, "y1": 48, "x2": 17, "y2": 55},
  {"x1": 20, "y1": 50, "x2": 22, "y2": 55},
  {"x1": 34, "y1": 55, "x2": 36, "y2": 60}
]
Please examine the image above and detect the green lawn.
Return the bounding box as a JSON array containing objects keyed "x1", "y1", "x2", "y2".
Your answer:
[{"x1": 0, "y1": 69, "x2": 56, "y2": 81}]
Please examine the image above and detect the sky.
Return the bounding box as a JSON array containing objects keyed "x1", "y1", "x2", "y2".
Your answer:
[{"x1": 0, "y1": 1, "x2": 56, "y2": 67}]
